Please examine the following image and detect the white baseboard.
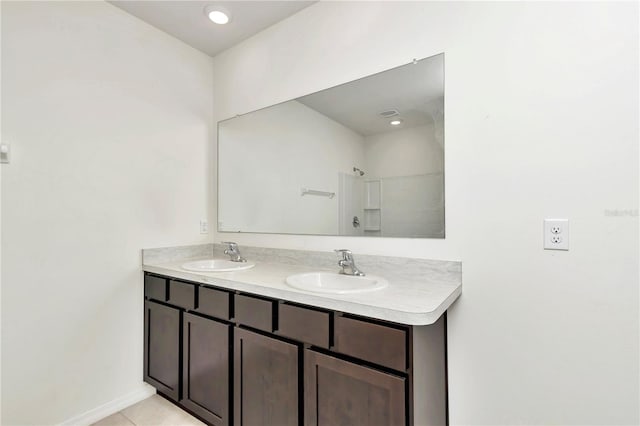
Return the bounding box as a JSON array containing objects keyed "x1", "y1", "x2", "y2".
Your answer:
[{"x1": 59, "y1": 384, "x2": 156, "y2": 426}]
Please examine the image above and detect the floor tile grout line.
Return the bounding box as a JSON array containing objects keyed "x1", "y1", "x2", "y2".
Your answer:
[
  {"x1": 118, "y1": 410, "x2": 137, "y2": 426},
  {"x1": 95, "y1": 394, "x2": 205, "y2": 426}
]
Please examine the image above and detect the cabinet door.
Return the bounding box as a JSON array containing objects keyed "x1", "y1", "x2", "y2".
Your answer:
[
  {"x1": 144, "y1": 300, "x2": 181, "y2": 401},
  {"x1": 234, "y1": 328, "x2": 298, "y2": 426},
  {"x1": 182, "y1": 313, "x2": 230, "y2": 426},
  {"x1": 305, "y1": 350, "x2": 406, "y2": 426}
]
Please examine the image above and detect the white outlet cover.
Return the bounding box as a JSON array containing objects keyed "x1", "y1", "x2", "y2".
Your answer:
[{"x1": 544, "y1": 219, "x2": 569, "y2": 250}]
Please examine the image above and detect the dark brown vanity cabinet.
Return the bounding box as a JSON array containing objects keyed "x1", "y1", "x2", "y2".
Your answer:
[
  {"x1": 305, "y1": 350, "x2": 406, "y2": 426},
  {"x1": 144, "y1": 300, "x2": 181, "y2": 401},
  {"x1": 182, "y1": 312, "x2": 230, "y2": 426},
  {"x1": 143, "y1": 273, "x2": 447, "y2": 426},
  {"x1": 234, "y1": 328, "x2": 299, "y2": 426},
  {"x1": 143, "y1": 274, "x2": 232, "y2": 424}
]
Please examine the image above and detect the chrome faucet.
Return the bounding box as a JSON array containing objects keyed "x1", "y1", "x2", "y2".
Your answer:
[
  {"x1": 223, "y1": 242, "x2": 246, "y2": 262},
  {"x1": 334, "y1": 249, "x2": 365, "y2": 276}
]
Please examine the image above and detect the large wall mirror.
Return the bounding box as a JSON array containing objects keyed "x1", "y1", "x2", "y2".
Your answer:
[{"x1": 218, "y1": 53, "x2": 444, "y2": 238}]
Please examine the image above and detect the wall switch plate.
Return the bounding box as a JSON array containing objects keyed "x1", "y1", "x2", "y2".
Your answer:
[
  {"x1": 200, "y1": 219, "x2": 209, "y2": 234},
  {"x1": 544, "y1": 219, "x2": 569, "y2": 250},
  {"x1": 0, "y1": 143, "x2": 10, "y2": 164}
]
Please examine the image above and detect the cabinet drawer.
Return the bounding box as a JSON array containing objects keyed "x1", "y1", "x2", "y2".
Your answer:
[
  {"x1": 334, "y1": 316, "x2": 407, "y2": 371},
  {"x1": 144, "y1": 275, "x2": 167, "y2": 302},
  {"x1": 234, "y1": 294, "x2": 273, "y2": 332},
  {"x1": 278, "y1": 303, "x2": 330, "y2": 348},
  {"x1": 197, "y1": 286, "x2": 230, "y2": 320},
  {"x1": 168, "y1": 280, "x2": 195, "y2": 310}
]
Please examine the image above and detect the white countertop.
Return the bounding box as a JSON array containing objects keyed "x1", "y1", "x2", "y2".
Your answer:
[{"x1": 143, "y1": 256, "x2": 461, "y2": 325}]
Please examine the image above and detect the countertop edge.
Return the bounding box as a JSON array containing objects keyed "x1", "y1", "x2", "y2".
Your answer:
[{"x1": 142, "y1": 264, "x2": 461, "y2": 326}]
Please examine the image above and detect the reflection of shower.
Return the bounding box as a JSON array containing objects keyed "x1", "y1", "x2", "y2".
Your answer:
[{"x1": 353, "y1": 167, "x2": 365, "y2": 176}]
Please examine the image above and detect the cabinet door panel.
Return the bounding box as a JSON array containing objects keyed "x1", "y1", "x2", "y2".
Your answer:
[
  {"x1": 305, "y1": 349, "x2": 405, "y2": 426},
  {"x1": 144, "y1": 301, "x2": 180, "y2": 401},
  {"x1": 182, "y1": 313, "x2": 230, "y2": 426},
  {"x1": 234, "y1": 328, "x2": 298, "y2": 426}
]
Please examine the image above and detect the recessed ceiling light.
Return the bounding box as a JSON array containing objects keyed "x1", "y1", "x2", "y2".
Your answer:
[
  {"x1": 204, "y1": 5, "x2": 231, "y2": 25},
  {"x1": 390, "y1": 119, "x2": 403, "y2": 126}
]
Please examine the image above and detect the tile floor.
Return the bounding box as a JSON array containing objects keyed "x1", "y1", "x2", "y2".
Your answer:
[{"x1": 92, "y1": 394, "x2": 205, "y2": 426}]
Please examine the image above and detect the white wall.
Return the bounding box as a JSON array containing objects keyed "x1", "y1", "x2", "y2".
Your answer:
[
  {"x1": 218, "y1": 100, "x2": 364, "y2": 234},
  {"x1": 1, "y1": 2, "x2": 214, "y2": 424},
  {"x1": 211, "y1": 2, "x2": 639, "y2": 424},
  {"x1": 364, "y1": 124, "x2": 444, "y2": 237},
  {"x1": 364, "y1": 124, "x2": 443, "y2": 178},
  {"x1": 378, "y1": 174, "x2": 444, "y2": 238},
  {"x1": 0, "y1": 2, "x2": 4, "y2": 420}
]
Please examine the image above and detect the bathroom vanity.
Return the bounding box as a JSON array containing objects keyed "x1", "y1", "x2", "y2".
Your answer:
[
  {"x1": 141, "y1": 244, "x2": 461, "y2": 426},
  {"x1": 141, "y1": 49, "x2": 454, "y2": 426}
]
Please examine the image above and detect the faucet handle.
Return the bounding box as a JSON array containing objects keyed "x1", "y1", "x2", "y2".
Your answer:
[
  {"x1": 222, "y1": 241, "x2": 238, "y2": 256},
  {"x1": 222, "y1": 242, "x2": 246, "y2": 262},
  {"x1": 334, "y1": 249, "x2": 365, "y2": 276},
  {"x1": 334, "y1": 249, "x2": 354, "y2": 262}
]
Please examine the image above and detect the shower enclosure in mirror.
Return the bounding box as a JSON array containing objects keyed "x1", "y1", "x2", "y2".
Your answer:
[{"x1": 218, "y1": 53, "x2": 444, "y2": 238}]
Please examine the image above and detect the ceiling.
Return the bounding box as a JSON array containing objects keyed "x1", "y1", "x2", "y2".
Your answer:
[
  {"x1": 108, "y1": 1, "x2": 315, "y2": 57},
  {"x1": 297, "y1": 54, "x2": 444, "y2": 137}
]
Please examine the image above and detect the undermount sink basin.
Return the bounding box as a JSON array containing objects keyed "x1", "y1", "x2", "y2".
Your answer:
[
  {"x1": 182, "y1": 259, "x2": 255, "y2": 273},
  {"x1": 285, "y1": 272, "x2": 388, "y2": 294}
]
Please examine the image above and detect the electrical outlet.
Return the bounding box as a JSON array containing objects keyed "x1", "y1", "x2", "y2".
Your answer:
[
  {"x1": 200, "y1": 219, "x2": 209, "y2": 234},
  {"x1": 544, "y1": 219, "x2": 568, "y2": 250}
]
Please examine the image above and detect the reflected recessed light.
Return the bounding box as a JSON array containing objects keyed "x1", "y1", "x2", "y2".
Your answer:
[
  {"x1": 204, "y1": 5, "x2": 231, "y2": 25},
  {"x1": 390, "y1": 119, "x2": 403, "y2": 126}
]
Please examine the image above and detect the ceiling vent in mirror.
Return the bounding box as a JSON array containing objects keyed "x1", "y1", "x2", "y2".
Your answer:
[{"x1": 379, "y1": 109, "x2": 399, "y2": 118}]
